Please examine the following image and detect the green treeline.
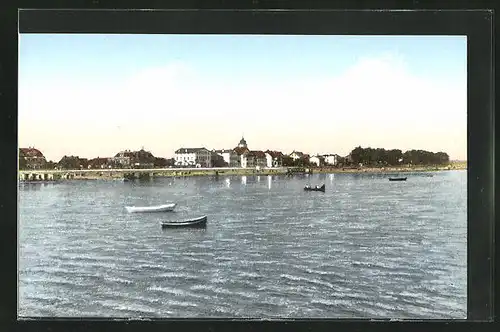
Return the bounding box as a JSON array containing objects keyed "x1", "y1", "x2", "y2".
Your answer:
[{"x1": 348, "y1": 146, "x2": 450, "y2": 166}]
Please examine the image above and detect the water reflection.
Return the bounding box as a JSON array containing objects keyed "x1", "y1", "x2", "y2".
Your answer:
[
  {"x1": 225, "y1": 178, "x2": 231, "y2": 188},
  {"x1": 257, "y1": 176, "x2": 261, "y2": 182},
  {"x1": 18, "y1": 183, "x2": 43, "y2": 191},
  {"x1": 267, "y1": 175, "x2": 272, "y2": 190},
  {"x1": 241, "y1": 176, "x2": 247, "y2": 185},
  {"x1": 330, "y1": 173, "x2": 334, "y2": 184}
]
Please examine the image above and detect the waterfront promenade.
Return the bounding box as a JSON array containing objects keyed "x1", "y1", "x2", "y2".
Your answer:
[
  {"x1": 18, "y1": 167, "x2": 291, "y2": 181},
  {"x1": 18, "y1": 162, "x2": 465, "y2": 182}
]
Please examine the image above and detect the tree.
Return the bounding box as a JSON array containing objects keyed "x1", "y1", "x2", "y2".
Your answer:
[
  {"x1": 434, "y1": 152, "x2": 450, "y2": 164},
  {"x1": 349, "y1": 146, "x2": 364, "y2": 165},
  {"x1": 210, "y1": 152, "x2": 228, "y2": 168},
  {"x1": 281, "y1": 156, "x2": 294, "y2": 167},
  {"x1": 154, "y1": 157, "x2": 169, "y2": 168},
  {"x1": 387, "y1": 149, "x2": 403, "y2": 165},
  {"x1": 350, "y1": 146, "x2": 449, "y2": 167}
]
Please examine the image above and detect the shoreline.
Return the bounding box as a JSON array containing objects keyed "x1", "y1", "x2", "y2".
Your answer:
[{"x1": 18, "y1": 164, "x2": 466, "y2": 182}]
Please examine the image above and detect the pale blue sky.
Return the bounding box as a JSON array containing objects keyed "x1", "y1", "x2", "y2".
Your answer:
[{"x1": 19, "y1": 34, "x2": 467, "y2": 161}]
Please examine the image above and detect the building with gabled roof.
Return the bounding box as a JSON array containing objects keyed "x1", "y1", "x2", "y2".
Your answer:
[
  {"x1": 309, "y1": 155, "x2": 325, "y2": 167},
  {"x1": 19, "y1": 147, "x2": 47, "y2": 169},
  {"x1": 174, "y1": 147, "x2": 211, "y2": 167},
  {"x1": 265, "y1": 150, "x2": 284, "y2": 168},
  {"x1": 289, "y1": 151, "x2": 304, "y2": 160},
  {"x1": 234, "y1": 146, "x2": 250, "y2": 156},
  {"x1": 322, "y1": 154, "x2": 340, "y2": 166},
  {"x1": 242, "y1": 150, "x2": 267, "y2": 168}
]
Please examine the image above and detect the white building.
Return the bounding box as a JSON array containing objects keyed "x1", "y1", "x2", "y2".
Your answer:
[
  {"x1": 243, "y1": 150, "x2": 267, "y2": 168},
  {"x1": 323, "y1": 154, "x2": 339, "y2": 166},
  {"x1": 233, "y1": 136, "x2": 250, "y2": 168},
  {"x1": 215, "y1": 149, "x2": 239, "y2": 167},
  {"x1": 265, "y1": 150, "x2": 284, "y2": 168},
  {"x1": 174, "y1": 148, "x2": 212, "y2": 167},
  {"x1": 289, "y1": 151, "x2": 304, "y2": 161},
  {"x1": 240, "y1": 154, "x2": 248, "y2": 168},
  {"x1": 265, "y1": 153, "x2": 273, "y2": 168},
  {"x1": 309, "y1": 155, "x2": 323, "y2": 167}
]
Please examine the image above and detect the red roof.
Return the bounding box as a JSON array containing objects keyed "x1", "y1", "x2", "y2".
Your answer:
[
  {"x1": 248, "y1": 150, "x2": 266, "y2": 158},
  {"x1": 265, "y1": 150, "x2": 284, "y2": 158},
  {"x1": 233, "y1": 147, "x2": 249, "y2": 155},
  {"x1": 19, "y1": 148, "x2": 44, "y2": 158}
]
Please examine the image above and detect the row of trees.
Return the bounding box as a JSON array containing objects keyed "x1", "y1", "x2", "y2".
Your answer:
[
  {"x1": 277, "y1": 147, "x2": 450, "y2": 168},
  {"x1": 281, "y1": 156, "x2": 312, "y2": 167},
  {"x1": 348, "y1": 146, "x2": 449, "y2": 166}
]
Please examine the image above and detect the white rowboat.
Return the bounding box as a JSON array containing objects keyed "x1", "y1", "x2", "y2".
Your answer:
[{"x1": 125, "y1": 203, "x2": 177, "y2": 213}]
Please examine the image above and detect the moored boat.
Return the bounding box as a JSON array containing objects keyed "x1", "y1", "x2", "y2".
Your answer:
[
  {"x1": 161, "y1": 215, "x2": 207, "y2": 228},
  {"x1": 125, "y1": 203, "x2": 176, "y2": 213},
  {"x1": 388, "y1": 177, "x2": 407, "y2": 181},
  {"x1": 304, "y1": 184, "x2": 325, "y2": 192}
]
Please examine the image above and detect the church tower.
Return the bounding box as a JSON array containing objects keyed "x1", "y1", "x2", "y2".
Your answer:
[{"x1": 237, "y1": 136, "x2": 247, "y2": 149}]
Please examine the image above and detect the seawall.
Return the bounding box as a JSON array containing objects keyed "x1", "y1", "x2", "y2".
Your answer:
[{"x1": 18, "y1": 163, "x2": 465, "y2": 183}]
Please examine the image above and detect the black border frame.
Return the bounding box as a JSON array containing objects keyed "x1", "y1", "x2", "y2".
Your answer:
[{"x1": 0, "y1": 2, "x2": 496, "y2": 332}]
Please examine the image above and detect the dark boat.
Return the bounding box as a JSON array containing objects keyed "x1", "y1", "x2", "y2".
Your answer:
[
  {"x1": 304, "y1": 184, "x2": 325, "y2": 192},
  {"x1": 388, "y1": 177, "x2": 407, "y2": 181},
  {"x1": 161, "y1": 215, "x2": 207, "y2": 228}
]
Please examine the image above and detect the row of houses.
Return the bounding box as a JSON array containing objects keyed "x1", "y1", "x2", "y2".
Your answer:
[
  {"x1": 18, "y1": 147, "x2": 174, "y2": 170},
  {"x1": 174, "y1": 137, "x2": 341, "y2": 168},
  {"x1": 19, "y1": 139, "x2": 341, "y2": 171}
]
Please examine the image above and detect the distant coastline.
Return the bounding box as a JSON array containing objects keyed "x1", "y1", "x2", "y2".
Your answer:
[{"x1": 18, "y1": 161, "x2": 466, "y2": 183}]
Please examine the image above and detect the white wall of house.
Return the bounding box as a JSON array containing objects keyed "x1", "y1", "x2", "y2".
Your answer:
[
  {"x1": 265, "y1": 154, "x2": 273, "y2": 168},
  {"x1": 323, "y1": 154, "x2": 338, "y2": 166},
  {"x1": 240, "y1": 154, "x2": 248, "y2": 168},
  {"x1": 175, "y1": 149, "x2": 212, "y2": 167},
  {"x1": 290, "y1": 152, "x2": 302, "y2": 160},
  {"x1": 265, "y1": 153, "x2": 282, "y2": 167},
  {"x1": 310, "y1": 156, "x2": 321, "y2": 166},
  {"x1": 175, "y1": 152, "x2": 197, "y2": 166}
]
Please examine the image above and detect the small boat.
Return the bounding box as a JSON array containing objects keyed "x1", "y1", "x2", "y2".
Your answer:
[
  {"x1": 125, "y1": 203, "x2": 176, "y2": 213},
  {"x1": 304, "y1": 184, "x2": 325, "y2": 192},
  {"x1": 161, "y1": 215, "x2": 207, "y2": 228},
  {"x1": 388, "y1": 177, "x2": 407, "y2": 181}
]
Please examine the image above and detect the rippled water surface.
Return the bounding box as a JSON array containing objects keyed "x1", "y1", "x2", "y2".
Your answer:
[{"x1": 18, "y1": 171, "x2": 467, "y2": 318}]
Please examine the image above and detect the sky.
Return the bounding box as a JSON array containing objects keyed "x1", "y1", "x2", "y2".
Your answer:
[{"x1": 18, "y1": 34, "x2": 467, "y2": 162}]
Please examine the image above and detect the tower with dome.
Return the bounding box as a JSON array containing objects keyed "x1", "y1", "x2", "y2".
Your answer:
[{"x1": 237, "y1": 136, "x2": 247, "y2": 149}]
